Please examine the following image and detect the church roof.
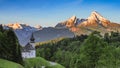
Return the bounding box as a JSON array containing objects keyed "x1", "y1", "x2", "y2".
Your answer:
[{"x1": 22, "y1": 43, "x2": 35, "y2": 52}]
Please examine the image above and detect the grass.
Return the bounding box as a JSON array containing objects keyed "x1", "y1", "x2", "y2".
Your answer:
[
  {"x1": 24, "y1": 57, "x2": 50, "y2": 68},
  {"x1": 24, "y1": 57, "x2": 65, "y2": 68},
  {"x1": 0, "y1": 57, "x2": 65, "y2": 68},
  {"x1": 0, "y1": 59, "x2": 24, "y2": 68},
  {"x1": 46, "y1": 63, "x2": 65, "y2": 68}
]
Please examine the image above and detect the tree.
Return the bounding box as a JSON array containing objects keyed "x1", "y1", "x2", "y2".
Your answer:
[
  {"x1": 104, "y1": 32, "x2": 120, "y2": 47},
  {"x1": 76, "y1": 31, "x2": 107, "y2": 68},
  {"x1": 0, "y1": 24, "x2": 4, "y2": 32},
  {"x1": 6, "y1": 29, "x2": 23, "y2": 65},
  {"x1": 97, "y1": 46, "x2": 120, "y2": 68},
  {"x1": 104, "y1": 33, "x2": 110, "y2": 43},
  {"x1": 0, "y1": 28, "x2": 23, "y2": 65}
]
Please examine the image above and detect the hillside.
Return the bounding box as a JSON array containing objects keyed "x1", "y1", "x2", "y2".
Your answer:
[
  {"x1": 0, "y1": 57, "x2": 65, "y2": 68},
  {"x1": 24, "y1": 57, "x2": 65, "y2": 68},
  {"x1": 0, "y1": 59, "x2": 24, "y2": 68}
]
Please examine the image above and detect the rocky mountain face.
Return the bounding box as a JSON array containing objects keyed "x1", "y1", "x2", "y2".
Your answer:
[
  {"x1": 55, "y1": 16, "x2": 79, "y2": 32},
  {"x1": 55, "y1": 11, "x2": 120, "y2": 35},
  {"x1": 78, "y1": 11, "x2": 111, "y2": 27},
  {"x1": 55, "y1": 16, "x2": 76, "y2": 29}
]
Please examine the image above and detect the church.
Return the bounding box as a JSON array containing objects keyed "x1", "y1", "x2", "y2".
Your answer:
[{"x1": 21, "y1": 33, "x2": 36, "y2": 58}]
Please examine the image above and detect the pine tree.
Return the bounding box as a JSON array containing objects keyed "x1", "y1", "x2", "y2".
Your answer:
[
  {"x1": 0, "y1": 28, "x2": 23, "y2": 65},
  {"x1": 0, "y1": 24, "x2": 4, "y2": 32},
  {"x1": 77, "y1": 31, "x2": 107, "y2": 68},
  {"x1": 6, "y1": 29, "x2": 23, "y2": 65}
]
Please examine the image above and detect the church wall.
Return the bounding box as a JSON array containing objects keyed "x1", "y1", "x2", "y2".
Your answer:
[{"x1": 22, "y1": 50, "x2": 36, "y2": 58}]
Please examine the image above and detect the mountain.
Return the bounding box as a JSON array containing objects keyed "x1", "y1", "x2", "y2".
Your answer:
[
  {"x1": 56, "y1": 11, "x2": 120, "y2": 35},
  {"x1": 3, "y1": 23, "x2": 39, "y2": 31},
  {"x1": 55, "y1": 16, "x2": 80, "y2": 32},
  {"x1": 34, "y1": 27, "x2": 74, "y2": 43},
  {"x1": 55, "y1": 16, "x2": 76, "y2": 28},
  {"x1": 2, "y1": 23, "x2": 74, "y2": 46},
  {"x1": 16, "y1": 27, "x2": 74, "y2": 46},
  {"x1": 2, "y1": 23, "x2": 40, "y2": 46},
  {"x1": 78, "y1": 11, "x2": 111, "y2": 27},
  {"x1": 2, "y1": 11, "x2": 120, "y2": 45},
  {"x1": 35, "y1": 25, "x2": 42, "y2": 30}
]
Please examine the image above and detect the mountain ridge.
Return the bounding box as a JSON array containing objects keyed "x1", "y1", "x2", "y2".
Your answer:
[
  {"x1": 1, "y1": 11, "x2": 120, "y2": 45},
  {"x1": 55, "y1": 11, "x2": 120, "y2": 35}
]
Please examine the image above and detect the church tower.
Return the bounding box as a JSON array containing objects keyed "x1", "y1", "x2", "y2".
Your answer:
[
  {"x1": 21, "y1": 33, "x2": 36, "y2": 58},
  {"x1": 30, "y1": 33, "x2": 35, "y2": 43},
  {"x1": 30, "y1": 33, "x2": 35, "y2": 48},
  {"x1": 29, "y1": 33, "x2": 36, "y2": 58}
]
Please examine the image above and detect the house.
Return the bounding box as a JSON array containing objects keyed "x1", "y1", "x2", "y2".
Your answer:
[{"x1": 21, "y1": 33, "x2": 36, "y2": 58}]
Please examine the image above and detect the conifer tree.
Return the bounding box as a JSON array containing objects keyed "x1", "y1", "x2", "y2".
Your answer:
[
  {"x1": 0, "y1": 28, "x2": 23, "y2": 65},
  {"x1": 76, "y1": 31, "x2": 107, "y2": 68}
]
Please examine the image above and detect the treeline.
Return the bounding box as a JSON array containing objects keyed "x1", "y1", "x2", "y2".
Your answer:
[
  {"x1": 0, "y1": 25, "x2": 23, "y2": 65},
  {"x1": 36, "y1": 31, "x2": 120, "y2": 68}
]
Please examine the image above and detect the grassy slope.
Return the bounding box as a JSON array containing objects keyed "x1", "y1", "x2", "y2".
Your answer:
[
  {"x1": 0, "y1": 57, "x2": 64, "y2": 68},
  {"x1": 24, "y1": 57, "x2": 64, "y2": 68},
  {"x1": 0, "y1": 59, "x2": 24, "y2": 68}
]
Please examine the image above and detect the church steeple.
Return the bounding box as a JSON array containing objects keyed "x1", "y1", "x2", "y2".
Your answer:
[{"x1": 30, "y1": 33, "x2": 35, "y2": 43}]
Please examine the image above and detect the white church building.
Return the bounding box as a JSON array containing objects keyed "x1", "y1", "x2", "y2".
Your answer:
[{"x1": 21, "y1": 33, "x2": 36, "y2": 58}]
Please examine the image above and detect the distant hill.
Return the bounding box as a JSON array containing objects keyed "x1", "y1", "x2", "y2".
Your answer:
[{"x1": 34, "y1": 27, "x2": 74, "y2": 44}]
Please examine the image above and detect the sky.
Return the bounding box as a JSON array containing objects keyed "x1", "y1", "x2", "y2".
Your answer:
[{"x1": 0, "y1": 0, "x2": 120, "y2": 27}]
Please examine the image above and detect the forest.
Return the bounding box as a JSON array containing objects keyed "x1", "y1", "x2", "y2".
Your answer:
[{"x1": 36, "y1": 31, "x2": 120, "y2": 68}]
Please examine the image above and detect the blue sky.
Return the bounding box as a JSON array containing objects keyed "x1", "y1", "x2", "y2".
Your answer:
[{"x1": 0, "y1": 0, "x2": 120, "y2": 27}]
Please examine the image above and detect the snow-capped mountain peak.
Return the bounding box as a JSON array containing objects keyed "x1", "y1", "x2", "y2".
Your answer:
[
  {"x1": 66, "y1": 16, "x2": 76, "y2": 28},
  {"x1": 7, "y1": 23, "x2": 23, "y2": 29},
  {"x1": 78, "y1": 11, "x2": 110, "y2": 27},
  {"x1": 3, "y1": 23, "x2": 41, "y2": 31},
  {"x1": 89, "y1": 11, "x2": 107, "y2": 21},
  {"x1": 69, "y1": 16, "x2": 76, "y2": 21},
  {"x1": 35, "y1": 25, "x2": 42, "y2": 30}
]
